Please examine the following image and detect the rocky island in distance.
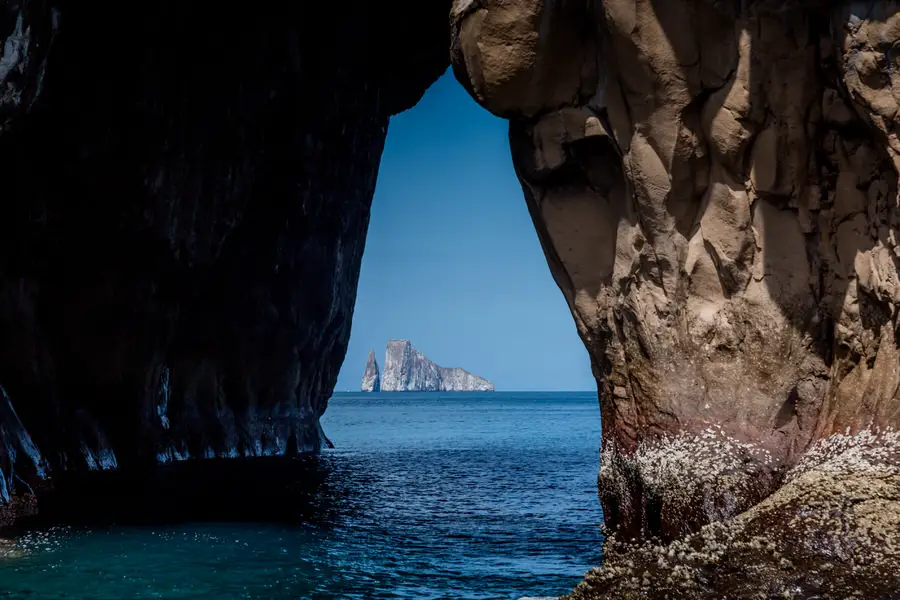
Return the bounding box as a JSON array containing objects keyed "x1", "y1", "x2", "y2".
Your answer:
[{"x1": 360, "y1": 340, "x2": 493, "y2": 392}]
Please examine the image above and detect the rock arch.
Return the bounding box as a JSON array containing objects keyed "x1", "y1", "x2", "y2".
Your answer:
[{"x1": 1, "y1": 0, "x2": 899, "y2": 596}]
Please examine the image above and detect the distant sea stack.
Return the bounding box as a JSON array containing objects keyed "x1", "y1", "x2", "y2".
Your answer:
[
  {"x1": 365, "y1": 340, "x2": 493, "y2": 392},
  {"x1": 360, "y1": 350, "x2": 381, "y2": 392}
]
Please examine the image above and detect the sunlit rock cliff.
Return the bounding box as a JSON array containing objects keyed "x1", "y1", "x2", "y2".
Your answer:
[
  {"x1": 0, "y1": 0, "x2": 450, "y2": 526},
  {"x1": 452, "y1": 0, "x2": 900, "y2": 597},
  {"x1": 360, "y1": 350, "x2": 381, "y2": 392},
  {"x1": 379, "y1": 340, "x2": 494, "y2": 392}
]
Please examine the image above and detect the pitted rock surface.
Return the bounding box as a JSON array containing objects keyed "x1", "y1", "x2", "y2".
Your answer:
[{"x1": 568, "y1": 430, "x2": 900, "y2": 599}]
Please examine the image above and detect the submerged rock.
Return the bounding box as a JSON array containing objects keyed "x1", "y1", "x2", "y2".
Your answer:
[
  {"x1": 360, "y1": 349, "x2": 381, "y2": 392},
  {"x1": 379, "y1": 340, "x2": 494, "y2": 392},
  {"x1": 452, "y1": 0, "x2": 900, "y2": 596}
]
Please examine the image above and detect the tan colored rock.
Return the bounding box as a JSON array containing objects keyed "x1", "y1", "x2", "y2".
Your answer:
[
  {"x1": 450, "y1": 0, "x2": 598, "y2": 119},
  {"x1": 750, "y1": 127, "x2": 779, "y2": 193},
  {"x1": 453, "y1": 0, "x2": 900, "y2": 596}
]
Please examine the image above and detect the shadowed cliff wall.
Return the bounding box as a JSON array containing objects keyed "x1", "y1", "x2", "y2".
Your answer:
[{"x1": 0, "y1": 0, "x2": 449, "y2": 520}]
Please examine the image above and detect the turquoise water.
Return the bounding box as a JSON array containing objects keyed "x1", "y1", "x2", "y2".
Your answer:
[{"x1": 0, "y1": 392, "x2": 603, "y2": 599}]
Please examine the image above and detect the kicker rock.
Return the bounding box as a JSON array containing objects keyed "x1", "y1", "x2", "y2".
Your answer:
[
  {"x1": 380, "y1": 340, "x2": 494, "y2": 392},
  {"x1": 360, "y1": 349, "x2": 381, "y2": 392},
  {"x1": 453, "y1": 0, "x2": 900, "y2": 597}
]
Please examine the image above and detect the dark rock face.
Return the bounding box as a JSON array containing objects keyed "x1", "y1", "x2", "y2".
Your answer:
[
  {"x1": 380, "y1": 340, "x2": 494, "y2": 392},
  {"x1": 0, "y1": 385, "x2": 47, "y2": 505},
  {"x1": 0, "y1": 0, "x2": 449, "y2": 525},
  {"x1": 452, "y1": 0, "x2": 900, "y2": 596},
  {"x1": 360, "y1": 349, "x2": 381, "y2": 392}
]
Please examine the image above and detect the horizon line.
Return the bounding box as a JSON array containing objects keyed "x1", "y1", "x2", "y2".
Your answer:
[{"x1": 332, "y1": 389, "x2": 597, "y2": 394}]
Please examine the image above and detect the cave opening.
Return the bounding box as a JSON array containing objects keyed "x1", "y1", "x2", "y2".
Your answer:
[{"x1": 335, "y1": 69, "x2": 595, "y2": 395}]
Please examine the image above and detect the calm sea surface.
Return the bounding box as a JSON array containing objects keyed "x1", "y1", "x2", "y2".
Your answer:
[{"x1": 0, "y1": 392, "x2": 603, "y2": 599}]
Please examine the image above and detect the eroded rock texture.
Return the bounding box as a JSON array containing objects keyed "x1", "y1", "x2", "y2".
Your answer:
[
  {"x1": 453, "y1": 0, "x2": 900, "y2": 596},
  {"x1": 0, "y1": 0, "x2": 448, "y2": 523}
]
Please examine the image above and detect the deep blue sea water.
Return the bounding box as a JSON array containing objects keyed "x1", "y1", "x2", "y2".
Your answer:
[{"x1": 0, "y1": 392, "x2": 603, "y2": 599}]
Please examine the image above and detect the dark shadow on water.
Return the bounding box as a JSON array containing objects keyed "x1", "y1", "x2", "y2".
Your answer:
[{"x1": 18, "y1": 455, "x2": 357, "y2": 531}]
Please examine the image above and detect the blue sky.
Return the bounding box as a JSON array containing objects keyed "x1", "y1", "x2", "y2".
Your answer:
[{"x1": 334, "y1": 70, "x2": 595, "y2": 392}]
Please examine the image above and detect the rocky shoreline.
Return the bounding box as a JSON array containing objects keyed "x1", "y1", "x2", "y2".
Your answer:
[{"x1": 568, "y1": 429, "x2": 900, "y2": 598}]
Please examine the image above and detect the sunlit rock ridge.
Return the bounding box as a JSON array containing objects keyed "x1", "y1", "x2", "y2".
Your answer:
[
  {"x1": 451, "y1": 0, "x2": 900, "y2": 597},
  {"x1": 378, "y1": 340, "x2": 494, "y2": 392}
]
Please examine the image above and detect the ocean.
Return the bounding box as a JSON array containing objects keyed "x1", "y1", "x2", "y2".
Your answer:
[{"x1": 0, "y1": 392, "x2": 603, "y2": 599}]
